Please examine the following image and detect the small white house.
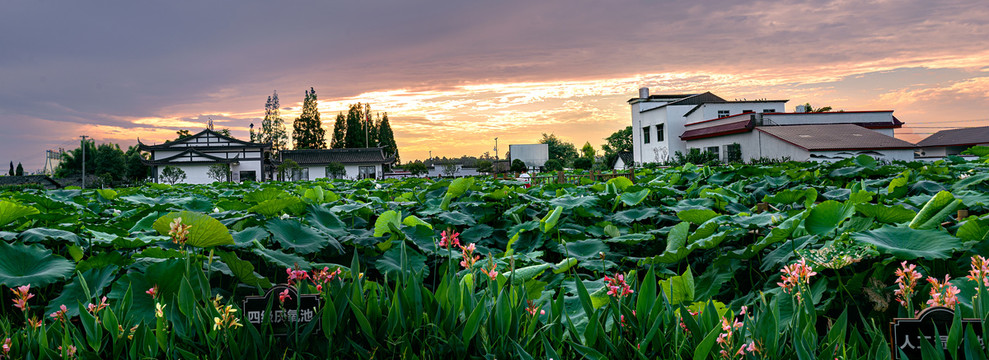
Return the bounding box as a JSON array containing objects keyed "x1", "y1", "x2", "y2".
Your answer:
[
  {"x1": 611, "y1": 152, "x2": 633, "y2": 170},
  {"x1": 139, "y1": 128, "x2": 271, "y2": 184},
  {"x1": 915, "y1": 125, "x2": 989, "y2": 160},
  {"x1": 279, "y1": 148, "x2": 395, "y2": 180}
]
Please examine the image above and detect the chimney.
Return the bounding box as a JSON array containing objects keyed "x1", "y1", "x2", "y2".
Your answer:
[{"x1": 639, "y1": 87, "x2": 649, "y2": 99}]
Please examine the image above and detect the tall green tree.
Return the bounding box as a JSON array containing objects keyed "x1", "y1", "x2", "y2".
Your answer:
[
  {"x1": 601, "y1": 126, "x2": 632, "y2": 168},
  {"x1": 331, "y1": 113, "x2": 346, "y2": 148},
  {"x1": 15, "y1": 163, "x2": 23, "y2": 176},
  {"x1": 378, "y1": 112, "x2": 399, "y2": 163},
  {"x1": 7, "y1": 161, "x2": 13, "y2": 176},
  {"x1": 123, "y1": 145, "x2": 150, "y2": 183},
  {"x1": 261, "y1": 91, "x2": 289, "y2": 152},
  {"x1": 292, "y1": 87, "x2": 326, "y2": 149},
  {"x1": 344, "y1": 103, "x2": 365, "y2": 148},
  {"x1": 581, "y1": 142, "x2": 595, "y2": 159},
  {"x1": 539, "y1": 133, "x2": 579, "y2": 166}
]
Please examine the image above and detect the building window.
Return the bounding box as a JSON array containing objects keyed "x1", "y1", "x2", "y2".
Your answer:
[
  {"x1": 706, "y1": 146, "x2": 720, "y2": 159},
  {"x1": 358, "y1": 166, "x2": 376, "y2": 179},
  {"x1": 723, "y1": 143, "x2": 741, "y2": 163},
  {"x1": 717, "y1": 110, "x2": 730, "y2": 118},
  {"x1": 642, "y1": 126, "x2": 651, "y2": 144},
  {"x1": 239, "y1": 171, "x2": 256, "y2": 182},
  {"x1": 291, "y1": 168, "x2": 309, "y2": 181},
  {"x1": 763, "y1": 109, "x2": 776, "y2": 113},
  {"x1": 742, "y1": 109, "x2": 753, "y2": 113},
  {"x1": 656, "y1": 124, "x2": 664, "y2": 142}
]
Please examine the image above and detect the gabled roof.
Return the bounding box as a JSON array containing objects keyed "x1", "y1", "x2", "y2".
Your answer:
[
  {"x1": 627, "y1": 94, "x2": 698, "y2": 104},
  {"x1": 138, "y1": 129, "x2": 271, "y2": 151},
  {"x1": 639, "y1": 92, "x2": 727, "y2": 114},
  {"x1": 757, "y1": 124, "x2": 916, "y2": 151},
  {"x1": 610, "y1": 151, "x2": 634, "y2": 168},
  {"x1": 140, "y1": 148, "x2": 242, "y2": 165},
  {"x1": 280, "y1": 148, "x2": 396, "y2": 165},
  {"x1": 681, "y1": 119, "x2": 755, "y2": 141},
  {"x1": 916, "y1": 125, "x2": 989, "y2": 148},
  {"x1": 681, "y1": 99, "x2": 788, "y2": 117}
]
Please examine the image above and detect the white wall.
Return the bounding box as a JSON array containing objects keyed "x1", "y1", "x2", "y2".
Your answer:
[
  {"x1": 295, "y1": 164, "x2": 383, "y2": 180},
  {"x1": 763, "y1": 112, "x2": 893, "y2": 126},
  {"x1": 682, "y1": 102, "x2": 786, "y2": 124},
  {"x1": 809, "y1": 149, "x2": 915, "y2": 163},
  {"x1": 509, "y1": 144, "x2": 549, "y2": 168}
]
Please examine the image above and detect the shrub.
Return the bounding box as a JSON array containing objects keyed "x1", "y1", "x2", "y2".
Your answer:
[
  {"x1": 543, "y1": 159, "x2": 563, "y2": 172},
  {"x1": 510, "y1": 159, "x2": 528, "y2": 173},
  {"x1": 573, "y1": 157, "x2": 593, "y2": 170},
  {"x1": 159, "y1": 166, "x2": 186, "y2": 185}
]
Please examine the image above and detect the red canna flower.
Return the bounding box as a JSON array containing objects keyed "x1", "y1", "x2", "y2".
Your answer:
[
  {"x1": 926, "y1": 275, "x2": 961, "y2": 309},
  {"x1": 603, "y1": 272, "x2": 633, "y2": 298},
  {"x1": 439, "y1": 228, "x2": 461, "y2": 249},
  {"x1": 146, "y1": 285, "x2": 159, "y2": 299},
  {"x1": 10, "y1": 284, "x2": 34, "y2": 312},
  {"x1": 893, "y1": 261, "x2": 923, "y2": 310},
  {"x1": 778, "y1": 258, "x2": 816, "y2": 301},
  {"x1": 278, "y1": 289, "x2": 292, "y2": 304}
]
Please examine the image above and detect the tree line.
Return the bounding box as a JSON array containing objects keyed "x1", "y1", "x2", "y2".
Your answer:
[{"x1": 252, "y1": 88, "x2": 400, "y2": 163}]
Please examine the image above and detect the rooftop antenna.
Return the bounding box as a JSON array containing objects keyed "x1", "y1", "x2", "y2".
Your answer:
[
  {"x1": 80, "y1": 135, "x2": 88, "y2": 189},
  {"x1": 208, "y1": 118, "x2": 214, "y2": 131}
]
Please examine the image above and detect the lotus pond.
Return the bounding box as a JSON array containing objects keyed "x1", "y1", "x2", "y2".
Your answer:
[{"x1": 1, "y1": 155, "x2": 989, "y2": 359}]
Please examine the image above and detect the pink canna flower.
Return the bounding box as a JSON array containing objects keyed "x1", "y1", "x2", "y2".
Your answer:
[
  {"x1": 49, "y1": 304, "x2": 68, "y2": 322},
  {"x1": 926, "y1": 275, "x2": 961, "y2": 309},
  {"x1": 603, "y1": 272, "x2": 634, "y2": 298},
  {"x1": 10, "y1": 284, "x2": 34, "y2": 312},
  {"x1": 2, "y1": 337, "x2": 10, "y2": 357},
  {"x1": 286, "y1": 267, "x2": 310, "y2": 287},
  {"x1": 310, "y1": 267, "x2": 343, "y2": 291},
  {"x1": 278, "y1": 289, "x2": 292, "y2": 304},
  {"x1": 967, "y1": 255, "x2": 989, "y2": 291},
  {"x1": 58, "y1": 344, "x2": 77, "y2": 359},
  {"x1": 778, "y1": 258, "x2": 817, "y2": 301},
  {"x1": 87, "y1": 296, "x2": 110, "y2": 314},
  {"x1": 459, "y1": 243, "x2": 479, "y2": 269},
  {"x1": 146, "y1": 285, "x2": 159, "y2": 299},
  {"x1": 439, "y1": 228, "x2": 460, "y2": 249},
  {"x1": 894, "y1": 261, "x2": 923, "y2": 309}
]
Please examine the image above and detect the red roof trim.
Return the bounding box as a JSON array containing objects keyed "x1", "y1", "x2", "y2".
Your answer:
[
  {"x1": 685, "y1": 112, "x2": 756, "y2": 127},
  {"x1": 762, "y1": 110, "x2": 894, "y2": 115},
  {"x1": 681, "y1": 128, "x2": 752, "y2": 141}
]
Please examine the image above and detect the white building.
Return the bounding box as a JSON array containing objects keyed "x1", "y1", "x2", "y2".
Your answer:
[
  {"x1": 915, "y1": 125, "x2": 989, "y2": 160},
  {"x1": 279, "y1": 148, "x2": 395, "y2": 180},
  {"x1": 629, "y1": 88, "x2": 912, "y2": 164},
  {"x1": 508, "y1": 144, "x2": 549, "y2": 170},
  {"x1": 139, "y1": 128, "x2": 271, "y2": 184}
]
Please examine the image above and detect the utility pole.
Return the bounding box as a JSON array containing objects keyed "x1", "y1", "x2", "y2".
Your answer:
[
  {"x1": 80, "y1": 135, "x2": 88, "y2": 189},
  {"x1": 494, "y1": 138, "x2": 499, "y2": 161}
]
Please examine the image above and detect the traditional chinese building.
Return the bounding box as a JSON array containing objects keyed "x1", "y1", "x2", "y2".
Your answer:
[{"x1": 138, "y1": 128, "x2": 272, "y2": 184}]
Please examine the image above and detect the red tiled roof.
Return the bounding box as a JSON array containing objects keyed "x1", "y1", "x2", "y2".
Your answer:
[{"x1": 680, "y1": 119, "x2": 754, "y2": 140}]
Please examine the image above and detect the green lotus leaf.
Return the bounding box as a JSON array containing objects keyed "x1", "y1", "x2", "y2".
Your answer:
[
  {"x1": 19, "y1": 228, "x2": 81, "y2": 245},
  {"x1": 855, "y1": 203, "x2": 916, "y2": 224},
  {"x1": 611, "y1": 207, "x2": 658, "y2": 224},
  {"x1": 619, "y1": 189, "x2": 650, "y2": 207},
  {"x1": 0, "y1": 241, "x2": 75, "y2": 287},
  {"x1": 548, "y1": 195, "x2": 599, "y2": 210},
  {"x1": 267, "y1": 218, "x2": 340, "y2": 255},
  {"x1": 540, "y1": 206, "x2": 563, "y2": 233},
  {"x1": 248, "y1": 197, "x2": 303, "y2": 217},
  {"x1": 215, "y1": 250, "x2": 272, "y2": 288},
  {"x1": 253, "y1": 247, "x2": 310, "y2": 270},
  {"x1": 0, "y1": 200, "x2": 40, "y2": 228},
  {"x1": 606, "y1": 176, "x2": 633, "y2": 191},
  {"x1": 436, "y1": 211, "x2": 476, "y2": 226},
  {"x1": 562, "y1": 239, "x2": 609, "y2": 259},
  {"x1": 503, "y1": 264, "x2": 551, "y2": 284},
  {"x1": 956, "y1": 217, "x2": 989, "y2": 243},
  {"x1": 402, "y1": 215, "x2": 432, "y2": 230},
  {"x1": 375, "y1": 242, "x2": 428, "y2": 279},
  {"x1": 244, "y1": 188, "x2": 289, "y2": 203},
  {"x1": 851, "y1": 226, "x2": 962, "y2": 260},
  {"x1": 95, "y1": 189, "x2": 118, "y2": 200},
  {"x1": 805, "y1": 200, "x2": 855, "y2": 235},
  {"x1": 46, "y1": 266, "x2": 117, "y2": 318},
  {"x1": 152, "y1": 211, "x2": 234, "y2": 248},
  {"x1": 677, "y1": 209, "x2": 719, "y2": 225},
  {"x1": 909, "y1": 191, "x2": 963, "y2": 230},
  {"x1": 374, "y1": 210, "x2": 402, "y2": 238}
]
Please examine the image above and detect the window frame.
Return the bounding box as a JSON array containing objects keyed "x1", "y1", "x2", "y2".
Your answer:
[{"x1": 642, "y1": 126, "x2": 651, "y2": 144}]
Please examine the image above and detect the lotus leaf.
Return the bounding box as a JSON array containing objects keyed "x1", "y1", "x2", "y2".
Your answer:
[
  {"x1": 855, "y1": 203, "x2": 916, "y2": 224},
  {"x1": 909, "y1": 191, "x2": 963, "y2": 230},
  {"x1": 0, "y1": 241, "x2": 76, "y2": 287},
  {"x1": 0, "y1": 200, "x2": 39, "y2": 227},
  {"x1": 152, "y1": 211, "x2": 234, "y2": 248},
  {"x1": 805, "y1": 200, "x2": 855, "y2": 235},
  {"x1": 268, "y1": 218, "x2": 340, "y2": 255},
  {"x1": 851, "y1": 226, "x2": 962, "y2": 259}
]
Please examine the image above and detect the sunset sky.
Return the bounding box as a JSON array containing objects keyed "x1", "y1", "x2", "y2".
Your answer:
[{"x1": 2, "y1": 0, "x2": 988, "y2": 172}]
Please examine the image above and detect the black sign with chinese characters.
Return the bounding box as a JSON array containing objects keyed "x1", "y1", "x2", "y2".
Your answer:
[
  {"x1": 242, "y1": 284, "x2": 321, "y2": 335},
  {"x1": 890, "y1": 306, "x2": 984, "y2": 359}
]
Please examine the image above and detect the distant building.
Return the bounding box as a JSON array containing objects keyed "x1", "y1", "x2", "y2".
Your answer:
[
  {"x1": 279, "y1": 147, "x2": 395, "y2": 180},
  {"x1": 139, "y1": 128, "x2": 272, "y2": 184},
  {"x1": 611, "y1": 152, "x2": 633, "y2": 170},
  {"x1": 915, "y1": 125, "x2": 989, "y2": 159},
  {"x1": 508, "y1": 144, "x2": 549, "y2": 170},
  {"x1": 629, "y1": 88, "x2": 910, "y2": 163}
]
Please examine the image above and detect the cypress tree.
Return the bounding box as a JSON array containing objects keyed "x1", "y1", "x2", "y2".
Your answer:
[
  {"x1": 262, "y1": 91, "x2": 289, "y2": 152},
  {"x1": 15, "y1": 162, "x2": 23, "y2": 176},
  {"x1": 8, "y1": 161, "x2": 13, "y2": 176},
  {"x1": 378, "y1": 113, "x2": 399, "y2": 163},
  {"x1": 344, "y1": 103, "x2": 364, "y2": 148},
  {"x1": 292, "y1": 87, "x2": 326, "y2": 149},
  {"x1": 331, "y1": 113, "x2": 346, "y2": 148}
]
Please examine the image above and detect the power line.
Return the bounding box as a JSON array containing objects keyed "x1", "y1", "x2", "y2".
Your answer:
[{"x1": 905, "y1": 118, "x2": 989, "y2": 125}]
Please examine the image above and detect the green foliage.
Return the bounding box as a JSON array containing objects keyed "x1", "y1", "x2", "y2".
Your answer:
[
  {"x1": 325, "y1": 162, "x2": 346, "y2": 179},
  {"x1": 543, "y1": 159, "x2": 563, "y2": 172},
  {"x1": 1, "y1": 158, "x2": 989, "y2": 359},
  {"x1": 159, "y1": 165, "x2": 186, "y2": 185},
  {"x1": 601, "y1": 126, "x2": 632, "y2": 167},
  {"x1": 207, "y1": 164, "x2": 230, "y2": 182},
  {"x1": 511, "y1": 159, "x2": 528, "y2": 173},
  {"x1": 573, "y1": 157, "x2": 593, "y2": 170},
  {"x1": 405, "y1": 161, "x2": 428, "y2": 176},
  {"x1": 259, "y1": 90, "x2": 289, "y2": 152},
  {"x1": 539, "y1": 133, "x2": 579, "y2": 166},
  {"x1": 292, "y1": 87, "x2": 327, "y2": 149}
]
